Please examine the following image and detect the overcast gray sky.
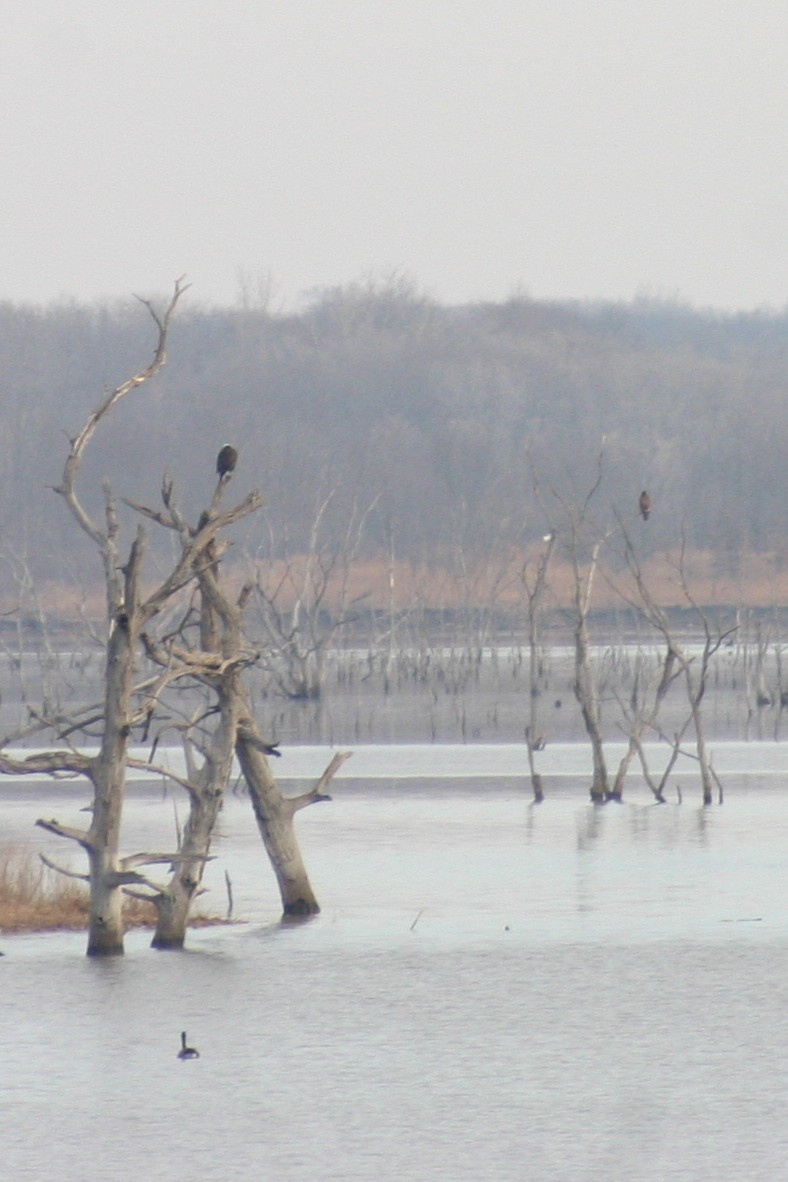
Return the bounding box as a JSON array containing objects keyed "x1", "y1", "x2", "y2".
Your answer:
[{"x1": 2, "y1": 0, "x2": 787, "y2": 311}]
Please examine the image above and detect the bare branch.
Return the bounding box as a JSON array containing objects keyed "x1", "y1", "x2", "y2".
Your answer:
[
  {"x1": 139, "y1": 490, "x2": 263, "y2": 625},
  {"x1": 120, "y1": 851, "x2": 215, "y2": 870},
  {"x1": 35, "y1": 817, "x2": 93, "y2": 849},
  {"x1": 53, "y1": 277, "x2": 190, "y2": 550},
  {"x1": 287, "y1": 750, "x2": 353, "y2": 814},
  {"x1": 0, "y1": 749, "x2": 91, "y2": 777},
  {"x1": 121, "y1": 882, "x2": 208, "y2": 902},
  {"x1": 125, "y1": 758, "x2": 199, "y2": 795},
  {"x1": 120, "y1": 883, "x2": 164, "y2": 900},
  {"x1": 121, "y1": 498, "x2": 176, "y2": 529},
  {"x1": 39, "y1": 853, "x2": 90, "y2": 882}
]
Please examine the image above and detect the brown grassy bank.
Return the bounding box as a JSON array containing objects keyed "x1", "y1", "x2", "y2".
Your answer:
[
  {"x1": 15, "y1": 546, "x2": 788, "y2": 628},
  {"x1": 0, "y1": 847, "x2": 230, "y2": 935}
]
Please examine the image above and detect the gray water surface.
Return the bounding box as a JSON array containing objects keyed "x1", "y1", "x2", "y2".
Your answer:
[{"x1": 3, "y1": 759, "x2": 788, "y2": 1180}]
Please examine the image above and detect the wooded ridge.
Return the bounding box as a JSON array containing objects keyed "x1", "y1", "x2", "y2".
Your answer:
[{"x1": 1, "y1": 279, "x2": 786, "y2": 604}]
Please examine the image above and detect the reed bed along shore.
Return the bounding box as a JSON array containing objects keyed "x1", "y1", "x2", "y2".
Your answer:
[{"x1": 0, "y1": 846, "x2": 227, "y2": 935}]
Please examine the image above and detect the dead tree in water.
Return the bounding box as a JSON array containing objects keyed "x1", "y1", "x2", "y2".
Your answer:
[
  {"x1": 550, "y1": 450, "x2": 614, "y2": 804},
  {"x1": 595, "y1": 516, "x2": 683, "y2": 802},
  {"x1": 109, "y1": 416, "x2": 349, "y2": 939},
  {"x1": 126, "y1": 476, "x2": 261, "y2": 948},
  {"x1": 133, "y1": 480, "x2": 350, "y2": 937},
  {"x1": 0, "y1": 279, "x2": 189, "y2": 954},
  {"x1": 237, "y1": 732, "x2": 350, "y2": 916},
  {"x1": 545, "y1": 452, "x2": 679, "y2": 804},
  {"x1": 609, "y1": 644, "x2": 681, "y2": 803},
  {"x1": 571, "y1": 536, "x2": 611, "y2": 803},
  {"x1": 520, "y1": 531, "x2": 557, "y2": 802},
  {"x1": 250, "y1": 489, "x2": 378, "y2": 701},
  {"x1": 0, "y1": 280, "x2": 347, "y2": 953},
  {"x1": 615, "y1": 529, "x2": 735, "y2": 805}
]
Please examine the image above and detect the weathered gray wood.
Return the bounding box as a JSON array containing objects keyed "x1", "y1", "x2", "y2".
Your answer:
[
  {"x1": 237, "y1": 726, "x2": 348, "y2": 917},
  {"x1": 13, "y1": 281, "x2": 188, "y2": 956}
]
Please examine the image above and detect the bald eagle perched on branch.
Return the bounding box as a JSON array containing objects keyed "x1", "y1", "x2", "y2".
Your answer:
[
  {"x1": 216, "y1": 444, "x2": 238, "y2": 480},
  {"x1": 639, "y1": 490, "x2": 651, "y2": 521}
]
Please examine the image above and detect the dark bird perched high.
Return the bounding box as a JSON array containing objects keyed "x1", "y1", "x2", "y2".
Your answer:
[
  {"x1": 216, "y1": 444, "x2": 238, "y2": 480},
  {"x1": 639, "y1": 490, "x2": 651, "y2": 521},
  {"x1": 177, "y1": 1031, "x2": 200, "y2": 1060}
]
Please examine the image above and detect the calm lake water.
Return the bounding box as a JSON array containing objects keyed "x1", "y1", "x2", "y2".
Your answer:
[{"x1": 3, "y1": 743, "x2": 788, "y2": 1180}]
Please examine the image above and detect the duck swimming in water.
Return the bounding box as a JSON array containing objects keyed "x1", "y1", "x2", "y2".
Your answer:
[{"x1": 177, "y1": 1031, "x2": 200, "y2": 1060}]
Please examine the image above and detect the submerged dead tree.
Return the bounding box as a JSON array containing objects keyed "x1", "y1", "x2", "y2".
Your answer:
[
  {"x1": 127, "y1": 477, "x2": 262, "y2": 948},
  {"x1": 571, "y1": 535, "x2": 610, "y2": 803},
  {"x1": 608, "y1": 644, "x2": 681, "y2": 802},
  {"x1": 250, "y1": 488, "x2": 378, "y2": 701},
  {"x1": 237, "y1": 730, "x2": 350, "y2": 916},
  {"x1": 0, "y1": 278, "x2": 348, "y2": 954},
  {"x1": 520, "y1": 531, "x2": 557, "y2": 802},
  {"x1": 549, "y1": 450, "x2": 615, "y2": 804},
  {"x1": 0, "y1": 279, "x2": 189, "y2": 954},
  {"x1": 543, "y1": 447, "x2": 643, "y2": 803},
  {"x1": 133, "y1": 475, "x2": 350, "y2": 936},
  {"x1": 616, "y1": 528, "x2": 736, "y2": 805}
]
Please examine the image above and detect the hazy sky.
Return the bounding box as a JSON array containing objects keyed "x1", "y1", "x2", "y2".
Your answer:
[{"x1": 2, "y1": 1, "x2": 787, "y2": 311}]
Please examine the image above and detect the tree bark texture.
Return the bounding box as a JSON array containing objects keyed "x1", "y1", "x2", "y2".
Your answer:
[
  {"x1": 151, "y1": 677, "x2": 241, "y2": 948},
  {"x1": 236, "y1": 725, "x2": 321, "y2": 917},
  {"x1": 85, "y1": 589, "x2": 140, "y2": 954}
]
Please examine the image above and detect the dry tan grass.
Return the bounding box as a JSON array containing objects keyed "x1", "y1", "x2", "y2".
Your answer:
[
  {"x1": 7, "y1": 546, "x2": 788, "y2": 628},
  {"x1": 0, "y1": 847, "x2": 227, "y2": 934}
]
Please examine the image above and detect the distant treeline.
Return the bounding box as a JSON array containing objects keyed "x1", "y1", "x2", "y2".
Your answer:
[{"x1": 1, "y1": 278, "x2": 787, "y2": 592}]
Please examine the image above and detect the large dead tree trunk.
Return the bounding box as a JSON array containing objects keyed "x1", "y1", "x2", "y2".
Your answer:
[
  {"x1": 168, "y1": 486, "x2": 349, "y2": 926},
  {"x1": 237, "y1": 720, "x2": 349, "y2": 917},
  {"x1": 36, "y1": 562, "x2": 141, "y2": 955},
  {"x1": 132, "y1": 470, "x2": 344, "y2": 938},
  {"x1": 84, "y1": 540, "x2": 143, "y2": 953},
  {"x1": 149, "y1": 523, "x2": 241, "y2": 948},
  {"x1": 0, "y1": 281, "x2": 190, "y2": 955},
  {"x1": 149, "y1": 679, "x2": 240, "y2": 949},
  {"x1": 129, "y1": 486, "x2": 261, "y2": 947},
  {"x1": 35, "y1": 285, "x2": 187, "y2": 954}
]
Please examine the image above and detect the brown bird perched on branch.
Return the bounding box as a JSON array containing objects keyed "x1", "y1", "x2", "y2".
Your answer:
[
  {"x1": 216, "y1": 444, "x2": 238, "y2": 479},
  {"x1": 639, "y1": 490, "x2": 651, "y2": 521}
]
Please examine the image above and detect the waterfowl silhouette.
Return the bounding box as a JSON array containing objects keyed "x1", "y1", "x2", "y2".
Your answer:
[{"x1": 177, "y1": 1031, "x2": 200, "y2": 1060}]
